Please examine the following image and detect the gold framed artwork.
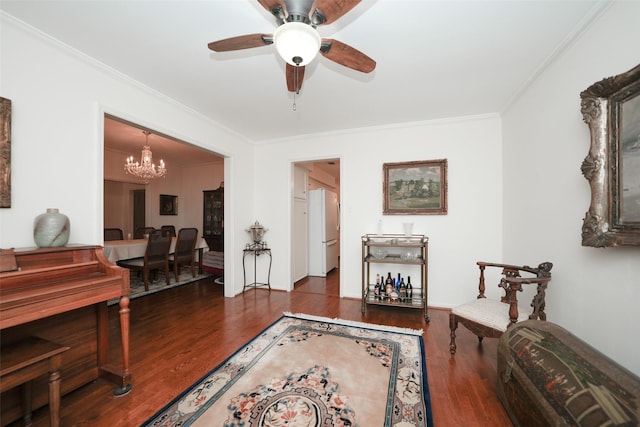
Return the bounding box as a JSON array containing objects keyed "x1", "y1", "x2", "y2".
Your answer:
[
  {"x1": 383, "y1": 159, "x2": 448, "y2": 215},
  {"x1": 580, "y1": 63, "x2": 640, "y2": 247},
  {"x1": 0, "y1": 97, "x2": 11, "y2": 208}
]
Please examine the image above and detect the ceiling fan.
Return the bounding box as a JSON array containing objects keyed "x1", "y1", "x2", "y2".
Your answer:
[{"x1": 207, "y1": 0, "x2": 376, "y2": 93}]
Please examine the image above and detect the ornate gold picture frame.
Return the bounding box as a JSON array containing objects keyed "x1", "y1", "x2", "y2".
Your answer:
[
  {"x1": 580, "y1": 64, "x2": 640, "y2": 247},
  {"x1": 383, "y1": 159, "x2": 448, "y2": 215},
  {"x1": 0, "y1": 97, "x2": 11, "y2": 208}
]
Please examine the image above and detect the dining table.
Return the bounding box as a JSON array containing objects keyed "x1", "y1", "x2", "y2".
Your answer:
[{"x1": 103, "y1": 237, "x2": 209, "y2": 267}]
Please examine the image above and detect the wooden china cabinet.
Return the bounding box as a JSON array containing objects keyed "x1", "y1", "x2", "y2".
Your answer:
[{"x1": 203, "y1": 186, "x2": 223, "y2": 251}]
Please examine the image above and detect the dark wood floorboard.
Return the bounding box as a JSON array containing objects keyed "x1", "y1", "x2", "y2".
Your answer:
[{"x1": 17, "y1": 269, "x2": 512, "y2": 426}]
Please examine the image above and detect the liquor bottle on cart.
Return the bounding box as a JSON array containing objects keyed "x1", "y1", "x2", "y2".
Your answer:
[{"x1": 385, "y1": 272, "x2": 393, "y2": 297}]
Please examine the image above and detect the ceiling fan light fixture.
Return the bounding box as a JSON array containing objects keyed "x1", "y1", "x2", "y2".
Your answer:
[{"x1": 273, "y1": 22, "x2": 321, "y2": 66}]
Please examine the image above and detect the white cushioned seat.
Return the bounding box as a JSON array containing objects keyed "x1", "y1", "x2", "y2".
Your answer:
[
  {"x1": 451, "y1": 298, "x2": 531, "y2": 332},
  {"x1": 449, "y1": 261, "x2": 552, "y2": 355}
]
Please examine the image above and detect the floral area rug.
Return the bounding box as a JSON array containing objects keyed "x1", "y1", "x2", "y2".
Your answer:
[
  {"x1": 107, "y1": 269, "x2": 215, "y2": 305},
  {"x1": 142, "y1": 312, "x2": 433, "y2": 426}
]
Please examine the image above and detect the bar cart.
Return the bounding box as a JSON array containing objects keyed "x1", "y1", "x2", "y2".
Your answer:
[{"x1": 361, "y1": 234, "x2": 429, "y2": 322}]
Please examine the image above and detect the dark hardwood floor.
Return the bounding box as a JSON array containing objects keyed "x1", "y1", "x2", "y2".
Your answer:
[{"x1": 17, "y1": 269, "x2": 512, "y2": 426}]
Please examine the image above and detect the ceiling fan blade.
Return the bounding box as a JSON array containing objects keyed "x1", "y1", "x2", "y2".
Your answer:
[
  {"x1": 320, "y1": 39, "x2": 376, "y2": 73},
  {"x1": 257, "y1": 0, "x2": 287, "y2": 23},
  {"x1": 208, "y1": 34, "x2": 273, "y2": 52},
  {"x1": 310, "y1": 0, "x2": 361, "y2": 25},
  {"x1": 257, "y1": 0, "x2": 284, "y2": 13},
  {"x1": 286, "y1": 64, "x2": 306, "y2": 93}
]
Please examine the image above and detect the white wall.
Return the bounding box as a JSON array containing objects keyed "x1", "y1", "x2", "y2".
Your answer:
[
  {"x1": 0, "y1": 15, "x2": 254, "y2": 297},
  {"x1": 254, "y1": 116, "x2": 504, "y2": 306},
  {"x1": 502, "y1": 1, "x2": 640, "y2": 375}
]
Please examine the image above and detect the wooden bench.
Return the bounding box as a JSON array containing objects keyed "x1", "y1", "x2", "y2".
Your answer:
[{"x1": 0, "y1": 337, "x2": 70, "y2": 427}]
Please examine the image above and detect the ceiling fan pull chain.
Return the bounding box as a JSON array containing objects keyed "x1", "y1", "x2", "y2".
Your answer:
[{"x1": 292, "y1": 66, "x2": 299, "y2": 111}]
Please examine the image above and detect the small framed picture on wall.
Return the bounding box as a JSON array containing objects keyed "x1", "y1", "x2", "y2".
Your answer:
[{"x1": 160, "y1": 194, "x2": 177, "y2": 215}]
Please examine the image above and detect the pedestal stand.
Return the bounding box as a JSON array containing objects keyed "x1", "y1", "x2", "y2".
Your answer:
[{"x1": 242, "y1": 242, "x2": 272, "y2": 292}]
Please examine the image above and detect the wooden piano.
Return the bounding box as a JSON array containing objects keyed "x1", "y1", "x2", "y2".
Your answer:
[{"x1": 0, "y1": 245, "x2": 131, "y2": 424}]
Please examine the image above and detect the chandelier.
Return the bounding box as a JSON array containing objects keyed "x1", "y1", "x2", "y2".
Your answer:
[{"x1": 124, "y1": 130, "x2": 166, "y2": 183}]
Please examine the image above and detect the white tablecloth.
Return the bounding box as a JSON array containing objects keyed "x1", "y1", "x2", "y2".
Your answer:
[{"x1": 104, "y1": 237, "x2": 208, "y2": 263}]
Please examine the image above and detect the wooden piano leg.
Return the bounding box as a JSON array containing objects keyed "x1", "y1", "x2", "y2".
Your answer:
[
  {"x1": 48, "y1": 359, "x2": 63, "y2": 427},
  {"x1": 96, "y1": 297, "x2": 132, "y2": 396},
  {"x1": 115, "y1": 295, "x2": 132, "y2": 396}
]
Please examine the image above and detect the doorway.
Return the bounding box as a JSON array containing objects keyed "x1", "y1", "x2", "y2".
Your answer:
[
  {"x1": 292, "y1": 159, "x2": 341, "y2": 294},
  {"x1": 103, "y1": 114, "x2": 227, "y2": 291},
  {"x1": 133, "y1": 189, "x2": 145, "y2": 233},
  {"x1": 103, "y1": 114, "x2": 225, "y2": 237},
  {"x1": 292, "y1": 269, "x2": 340, "y2": 297},
  {"x1": 103, "y1": 179, "x2": 145, "y2": 239}
]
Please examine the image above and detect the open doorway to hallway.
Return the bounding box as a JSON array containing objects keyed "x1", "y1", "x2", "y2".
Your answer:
[
  {"x1": 294, "y1": 268, "x2": 340, "y2": 297},
  {"x1": 292, "y1": 159, "x2": 341, "y2": 294}
]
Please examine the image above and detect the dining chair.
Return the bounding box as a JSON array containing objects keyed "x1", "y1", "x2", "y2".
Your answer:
[
  {"x1": 117, "y1": 231, "x2": 172, "y2": 291},
  {"x1": 449, "y1": 261, "x2": 553, "y2": 354},
  {"x1": 104, "y1": 228, "x2": 123, "y2": 241},
  {"x1": 169, "y1": 228, "x2": 198, "y2": 281},
  {"x1": 160, "y1": 225, "x2": 176, "y2": 238},
  {"x1": 134, "y1": 227, "x2": 156, "y2": 239}
]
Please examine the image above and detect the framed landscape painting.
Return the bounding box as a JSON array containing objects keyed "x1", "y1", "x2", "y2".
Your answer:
[{"x1": 383, "y1": 159, "x2": 448, "y2": 215}]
